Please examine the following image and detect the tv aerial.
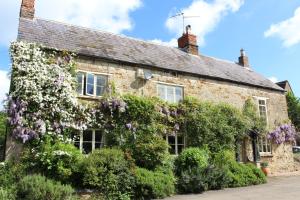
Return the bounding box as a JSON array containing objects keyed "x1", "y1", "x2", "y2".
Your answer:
[{"x1": 170, "y1": 11, "x2": 200, "y2": 33}]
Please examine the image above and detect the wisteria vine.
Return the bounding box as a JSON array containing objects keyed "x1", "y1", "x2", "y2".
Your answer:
[{"x1": 267, "y1": 124, "x2": 296, "y2": 144}]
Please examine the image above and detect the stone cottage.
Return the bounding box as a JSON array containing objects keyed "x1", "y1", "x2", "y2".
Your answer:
[{"x1": 8, "y1": 0, "x2": 294, "y2": 173}]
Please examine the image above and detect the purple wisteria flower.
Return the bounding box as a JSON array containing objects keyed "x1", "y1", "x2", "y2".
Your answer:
[{"x1": 268, "y1": 124, "x2": 296, "y2": 144}]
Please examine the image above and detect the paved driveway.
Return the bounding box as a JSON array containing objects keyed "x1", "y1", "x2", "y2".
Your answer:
[{"x1": 165, "y1": 175, "x2": 300, "y2": 200}]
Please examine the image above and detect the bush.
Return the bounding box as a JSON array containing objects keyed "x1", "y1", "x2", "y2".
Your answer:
[
  {"x1": 82, "y1": 148, "x2": 135, "y2": 200},
  {"x1": 23, "y1": 138, "x2": 83, "y2": 185},
  {"x1": 175, "y1": 148, "x2": 210, "y2": 194},
  {"x1": 17, "y1": 174, "x2": 74, "y2": 200},
  {"x1": 176, "y1": 167, "x2": 208, "y2": 194},
  {"x1": 134, "y1": 167, "x2": 175, "y2": 199},
  {"x1": 205, "y1": 165, "x2": 231, "y2": 190},
  {"x1": 131, "y1": 134, "x2": 169, "y2": 170},
  {"x1": 175, "y1": 147, "x2": 209, "y2": 175},
  {"x1": 0, "y1": 187, "x2": 16, "y2": 200}
]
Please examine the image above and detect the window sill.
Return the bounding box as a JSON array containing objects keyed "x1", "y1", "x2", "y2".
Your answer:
[
  {"x1": 77, "y1": 95, "x2": 103, "y2": 100},
  {"x1": 260, "y1": 153, "x2": 273, "y2": 157}
]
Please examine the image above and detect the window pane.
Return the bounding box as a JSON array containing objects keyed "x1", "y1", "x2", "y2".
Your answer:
[
  {"x1": 168, "y1": 136, "x2": 175, "y2": 145},
  {"x1": 175, "y1": 87, "x2": 183, "y2": 102},
  {"x1": 157, "y1": 85, "x2": 166, "y2": 100},
  {"x1": 83, "y1": 130, "x2": 93, "y2": 142},
  {"x1": 96, "y1": 75, "x2": 107, "y2": 96},
  {"x1": 259, "y1": 100, "x2": 266, "y2": 105},
  {"x1": 178, "y1": 145, "x2": 184, "y2": 154},
  {"x1": 177, "y1": 135, "x2": 184, "y2": 145},
  {"x1": 95, "y1": 130, "x2": 102, "y2": 143},
  {"x1": 76, "y1": 73, "x2": 84, "y2": 94},
  {"x1": 169, "y1": 145, "x2": 176, "y2": 154},
  {"x1": 167, "y1": 86, "x2": 174, "y2": 103},
  {"x1": 86, "y1": 74, "x2": 94, "y2": 95},
  {"x1": 82, "y1": 142, "x2": 92, "y2": 154}
]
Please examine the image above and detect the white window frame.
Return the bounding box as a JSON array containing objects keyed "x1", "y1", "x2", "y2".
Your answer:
[
  {"x1": 76, "y1": 71, "x2": 108, "y2": 97},
  {"x1": 254, "y1": 97, "x2": 269, "y2": 126},
  {"x1": 165, "y1": 134, "x2": 185, "y2": 155},
  {"x1": 76, "y1": 129, "x2": 105, "y2": 153},
  {"x1": 257, "y1": 136, "x2": 272, "y2": 156},
  {"x1": 157, "y1": 83, "x2": 183, "y2": 103}
]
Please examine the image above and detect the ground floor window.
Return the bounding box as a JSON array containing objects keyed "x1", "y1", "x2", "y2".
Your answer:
[
  {"x1": 257, "y1": 136, "x2": 272, "y2": 155},
  {"x1": 73, "y1": 130, "x2": 105, "y2": 154},
  {"x1": 164, "y1": 134, "x2": 185, "y2": 155}
]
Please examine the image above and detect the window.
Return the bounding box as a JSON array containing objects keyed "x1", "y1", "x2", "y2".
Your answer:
[
  {"x1": 76, "y1": 72, "x2": 108, "y2": 97},
  {"x1": 73, "y1": 130, "x2": 105, "y2": 154},
  {"x1": 157, "y1": 84, "x2": 183, "y2": 103},
  {"x1": 257, "y1": 137, "x2": 272, "y2": 155},
  {"x1": 258, "y1": 99, "x2": 268, "y2": 124},
  {"x1": 164, "y1": 134, "x2": 185, "y2": 155}
]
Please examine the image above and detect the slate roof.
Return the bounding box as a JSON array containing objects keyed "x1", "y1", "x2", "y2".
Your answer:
[{"x1": 17, "y1": 17, "x2": 283, "y2": 92}]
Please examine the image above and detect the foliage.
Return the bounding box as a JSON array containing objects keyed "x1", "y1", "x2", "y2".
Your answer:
[
  {"x1": 0, "y1": 112, "x2": 6, "y2": 159},
  {"x1": 0, "y1": 187, "x2": 16, "y2": 200},
  {"x1": 17, "y1": 174, "x2": 74, "y2": 200},
  {"x1": 182, "y1": 98, "x2": 247, "y2": 152},
  {"x1": 134, "y1": 167, "x2": 175, "y2": 199},
  {"x1": 130, "y1": 134, "x2": 169, "y2": 170},
  {"x1": 267, "y1": 124, "x2": 296, "y2": 144},
  {"x1": 243, "y1": 99, "x2": 266, "y2": 133},
  {"x1": 82, "y1": 148, "x2": 135, "y2": 200},
  {"x1": 8, "y1": 41, "x2": 91, "y2": 143},
  {"x1": 22, "y1": 137, "x2": 83, "y2": 184},
  {"x1": 175, "y1": 148, "x2": 210, "y2": 194},
  {"x1": 175, "y1": 147, "x2": 209, "y2": 175},
  {"x1": 286, "y1": 92, "x2": 300, "y2": 132}
]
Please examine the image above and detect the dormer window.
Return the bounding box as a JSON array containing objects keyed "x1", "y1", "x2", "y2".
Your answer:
[{"x1": 77, "y1": 72, "x2": 108, "y2": 97}]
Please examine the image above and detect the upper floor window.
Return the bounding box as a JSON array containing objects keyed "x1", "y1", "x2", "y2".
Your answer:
[
  {"x1": 258, "y1": 99, "x2": 268, "y2": 124},
  {"x1": 73, "y1": 130, "x2": 105, "y2": 154},
  {"x1": 77, "y1": 72, "x2": 108, "y2": 97},
  {"x1": 157, "y1": 83, "x2": 183, "y2": 103}
]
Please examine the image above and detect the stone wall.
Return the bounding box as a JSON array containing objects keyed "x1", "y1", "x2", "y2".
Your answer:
[{"x1": 76, "y1": 56, "x2": 293, "y2": 173}]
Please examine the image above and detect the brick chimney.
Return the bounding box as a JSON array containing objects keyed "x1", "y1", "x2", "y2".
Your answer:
[
  {"x1": 178, "y1": 25, "x2": 199, "y2": 55},
  {"x1": 20, "y1": 0, "x2": 35, "y2": 19},
  {"x1": 238, "y1": 48, "x2": 250, "y2": 68}
]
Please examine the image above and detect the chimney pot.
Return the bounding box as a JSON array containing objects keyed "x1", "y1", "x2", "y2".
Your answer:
[
  {"x1": 178, "y1": 25, "x2": 199, "y2": 55},
  {"x1": 20, "y1": 0, "x2": 35, "y2": 19}
]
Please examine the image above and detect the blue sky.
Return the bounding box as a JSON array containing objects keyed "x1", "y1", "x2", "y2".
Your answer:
[{"x1": 0, "y1": 0, "x2": 300, "y2": 109}]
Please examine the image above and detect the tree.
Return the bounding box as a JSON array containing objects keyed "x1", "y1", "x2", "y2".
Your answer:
[
  {"x1": 286, "y1": 92, "x2": 300, "y2": 131},
  {"x1": 0, "y1": 111, "x2": 7, "y2": 160}
]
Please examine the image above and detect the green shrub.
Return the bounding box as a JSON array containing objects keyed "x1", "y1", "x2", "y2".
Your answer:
[
  {"x1": 175, "y1": 147, "x2": 209, "y2": 175},
  {"x1": 131, "y1": 134, "x2": 169, "y2": 170},
  {"x1": 212, "y1": 150, "x2": 266, "y2": 188},
  {"x1": 23, "y1": 138, "x2": 83, "y2": 185},
  {"x1": 134, "y1": 167, "x2": 175, "y2": 199},
  {"x1": 175, "y1": 148, "x2": 210, "y2": 194},
  {"x1": 205, "y1": 165, "x2": 231, "y2": 190},
  {"x1": 0, "y1": 187, "x2": 16, "y2": 200},
  {"x1": 176, "y1": 167, "x2": 208, "y2": 194},
  {"x1": 82, "y1": 148, "x2": 135, "y2": 200},
  {"x1": 17, "y1": 174, "x2": 74, "y2": 200}
]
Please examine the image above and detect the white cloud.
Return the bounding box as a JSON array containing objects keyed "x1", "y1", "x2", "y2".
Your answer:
[
  {"x1": 163, "y1": 0, "x2": 244, "y2": 47},
  {"x1": 0, "y1": 70, "x2": 10, "y2": 111},
  {"x1": 36, "y1": 0, "x2": 142, "y2": 34},
  {"x1": 264, "y1": 7, "x2": 300, "y2": 47},
  {"x1": 149, "y1": 38, "x2": 178, "y2": 47},
  {"x1": 0, "y1": 0, "x2": 142, "y2": 46},
  {"x1": 268, "y1": 76, "x2": 279, "y2": 83}
]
